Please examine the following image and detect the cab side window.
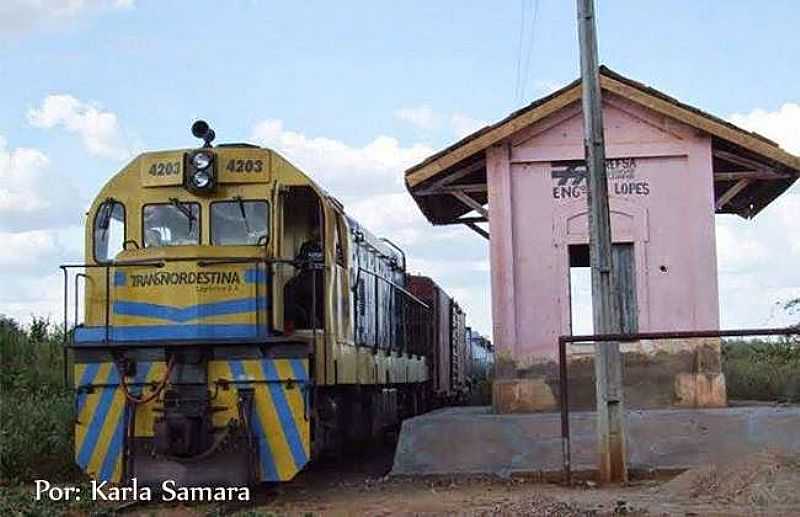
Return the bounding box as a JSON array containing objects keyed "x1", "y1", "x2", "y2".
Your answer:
[{"x1": 93, "y1": 199, "x2": 125, "y2": 263}]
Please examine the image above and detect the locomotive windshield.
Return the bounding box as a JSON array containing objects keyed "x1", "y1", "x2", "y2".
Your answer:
[
  {"x1": 210, "y1": 199, "x2": 269, "y2": 245},
  {"x1": 142, "y1": 202, "x2": 200, "y2": 247}
]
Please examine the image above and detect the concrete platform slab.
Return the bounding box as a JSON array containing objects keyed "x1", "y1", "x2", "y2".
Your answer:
[{"x1": 392, "y1": 405, "x2": 800, "y2": 477}]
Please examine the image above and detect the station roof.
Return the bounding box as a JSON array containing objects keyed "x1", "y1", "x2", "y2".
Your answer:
[{"x1": 405, "y1": 66, "x2": 800, "y2": 232}]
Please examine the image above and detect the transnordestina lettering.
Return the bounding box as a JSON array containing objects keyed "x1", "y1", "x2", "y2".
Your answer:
[{"x1": 130, "y1": 271, "x2": 241, "y2": 288}]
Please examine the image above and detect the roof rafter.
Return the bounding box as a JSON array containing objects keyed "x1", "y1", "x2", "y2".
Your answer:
[
  {"x1": 714, "y1": 171, "x2": 782, "y2": 181},
  {"x1": 451, "y1": 191, "x2": 488, "y2": 219},
  {"x1": 415, "y1": 159, "x2": 486, "y2": 195},
  {"x1": 463, "y1": 221, "x2": 489, "y2": 240},
  {"x1": 716, "y1": 178, "x2": 751, "y2": 211},
  {"x1": 439, "y1": 216, "x2": 487, "y2": 225},
  {"x1": 713, "y1": 149, "x2": 774, "y2": 173},
  {"x1": 417, "y1": 183, "x2": 487, "y2": 195}
]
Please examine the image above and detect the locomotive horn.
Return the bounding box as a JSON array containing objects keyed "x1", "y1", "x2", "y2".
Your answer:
[{"x1": 191, "y1": 120, "x2": 215, "y2": 147}]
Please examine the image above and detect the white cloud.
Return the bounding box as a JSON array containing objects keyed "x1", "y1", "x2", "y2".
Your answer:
[
  {"x1": 0, "y1": 134, "x2": 84, "y2": 325},
  {"x1": 346, "y1": 193, "x2": 428, "y2": 245},
  {"x1": 27, "y1": 95, "x2": 132, "y2": 160},
  {"x1": 0, "y1": 225, "x2": 84, "y2": 325},
  {"x1": 250, "y1": 119, "x2": 433, "y2": 196},
  {"x1": 0, "y1": 230, "x2": 58, "y2": 269},
  {"x1": 0, "y1": 0, "x2": 134, "y2": 36},
  {"x1": 715, "y1": 221, "x2": 770, "y2": 274},
  {"x1": 394, "y1": 106, "x2": 487, "y2": 140},
  {"x1": 0, "y1": 136, "x2": 81, "y2": 231},
  {"x1": 728, "y1": 103, "x2": 800, "y2": 155},
  {"x1": 450, "y1": 113, "x2": 487, "y2": 139},
  {"x1": 0, "y1": 137, "x2": 49, "y2": 214},
  {"x1": 0, "y1": 226, "x2": 82, "y2": 273},
  {"x1": 0, "y1": 271, "x2": 69, "y2": 324},
  {"x1": 394, "y1": 105, "x2": 439, "y2": 131}
]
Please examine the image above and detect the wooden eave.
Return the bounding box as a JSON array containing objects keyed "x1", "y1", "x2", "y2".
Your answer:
[{"x1": 405, "y1": 66, "x2": 800, "y2": 226}]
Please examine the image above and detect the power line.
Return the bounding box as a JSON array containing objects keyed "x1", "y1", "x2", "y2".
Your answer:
[
  {"x1": 519, "y1": 0, "x2": 540, "y2": 103},
  {"x1": 513, "y1": 0, "x2": 528, "y2": 104}
]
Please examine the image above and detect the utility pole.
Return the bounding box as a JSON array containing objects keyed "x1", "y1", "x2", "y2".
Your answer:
[{"x1": 576, "y1": 0, "x2": 627, "y2": 483}]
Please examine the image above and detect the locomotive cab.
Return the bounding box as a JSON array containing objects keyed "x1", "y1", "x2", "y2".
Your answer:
[
  {"x1": 69, "y1": 125, "x2": 322, "y2": 486},
  {"x1": 81, "y1": 141, "x2": 326, "y2": 342}
]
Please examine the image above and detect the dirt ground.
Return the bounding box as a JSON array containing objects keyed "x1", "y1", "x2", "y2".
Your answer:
[{"x1": 125, "y1": 447, "x2": 800, "y2": 516}]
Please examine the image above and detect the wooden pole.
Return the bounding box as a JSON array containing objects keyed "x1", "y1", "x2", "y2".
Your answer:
[{"x1": 576, "y1": 0, "x2": 627, "y2": 483}]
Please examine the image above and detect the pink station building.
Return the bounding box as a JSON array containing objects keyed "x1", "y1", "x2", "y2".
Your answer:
[{"x1": 405, "y1": 67, "x2": 800, "y2": 413}]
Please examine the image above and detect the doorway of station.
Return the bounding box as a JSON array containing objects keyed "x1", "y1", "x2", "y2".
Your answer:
[
  {"x1": 568, "y1": 244, "x2": 593, "y2": 336},
  {"x1": 568, "y1": 243, "x2": 638, "y2": 336}
]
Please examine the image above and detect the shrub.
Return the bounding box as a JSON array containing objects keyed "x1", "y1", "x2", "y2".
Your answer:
[
  {"x1": 0, "y1": 316, "x2": 79, "y2": 484},
  {"x1": 722, "y1": 338, "x2": 800, "y2": 402}
]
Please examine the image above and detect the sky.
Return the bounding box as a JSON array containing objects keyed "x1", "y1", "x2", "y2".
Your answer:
[{"x1": 0, "y1": 0, "x2": 799, "y2": 337}]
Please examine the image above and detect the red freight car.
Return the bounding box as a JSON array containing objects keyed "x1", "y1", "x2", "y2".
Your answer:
[{"x1": 407, "y1": 275, "x2": 469, "y2": 403}]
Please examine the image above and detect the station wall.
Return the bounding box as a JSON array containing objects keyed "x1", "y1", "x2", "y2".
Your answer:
[{"x1": 487, "y1": 93, "x2": 725, "y2": 411}]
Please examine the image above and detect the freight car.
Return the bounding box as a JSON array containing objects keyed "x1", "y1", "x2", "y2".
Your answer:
[
  {"x1": 61, "y1": 122, "x2": 477, "y2": 487},
  {"x1": 405, "y1": 275, "x2": 470, "y2": 404}
]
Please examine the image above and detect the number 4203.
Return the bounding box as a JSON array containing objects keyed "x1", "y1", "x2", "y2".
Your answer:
[{"x1": 225, "y1": 159, "x2": 263, "y2": 173}]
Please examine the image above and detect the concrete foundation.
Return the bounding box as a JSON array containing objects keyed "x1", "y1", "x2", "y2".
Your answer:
[
  {"x1": 392, "y1": 405, "x2": 800, "y2": 477},
  {"x1": 493, "y1": 337, "x2": 727, "y2": 413}
]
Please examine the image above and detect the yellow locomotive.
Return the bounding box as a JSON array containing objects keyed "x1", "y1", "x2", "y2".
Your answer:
[{"x1": 64, "y1": 121, "x2": 459, "y2": 487}]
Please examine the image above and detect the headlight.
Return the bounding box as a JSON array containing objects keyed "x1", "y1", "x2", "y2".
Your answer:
[
  {"x1": 192, "y1": 170, "x2": 211, "y2": 189},
  {"x1": 192, "y1": 152, "x2": 212, "y2": 170},
  {"x1": 185, "y1": 149, "x2": 216, "y2": 193}
]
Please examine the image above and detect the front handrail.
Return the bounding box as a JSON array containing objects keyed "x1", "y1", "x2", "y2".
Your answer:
[
  {"x1": 59, "y1": 258, "x2": 294, "y2": 384},
  {"x1": 60, "y1": 261, "x2": 168, "y2": 387}
]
